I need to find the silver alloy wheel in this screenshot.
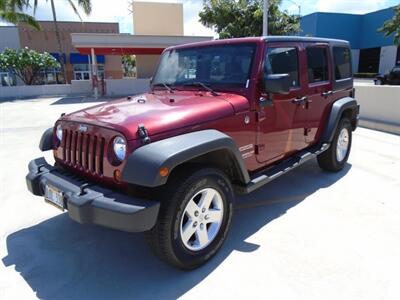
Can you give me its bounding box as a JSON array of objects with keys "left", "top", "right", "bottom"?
[
  {"left": 336, "top": 128, "right": 350, "bottom": 162},
  {"left": 180, "top": 188, "right": 224, "bottom": 251}
]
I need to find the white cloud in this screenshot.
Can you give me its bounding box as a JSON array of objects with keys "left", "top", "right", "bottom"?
[
  {"left": 25, "top": 0, "right": 132, "bottom": 32},
  {"left": 316, "top": 0, "right": 390, "bottom": 14},
  {"left": 182, "top": 0, "right": 216, "bottom": 37},
  {"left": 2, "top": 0, "right": 396, "bottom": 29},
  {"left": 285, "top": 4, "right": 301, "bottom": 15}
]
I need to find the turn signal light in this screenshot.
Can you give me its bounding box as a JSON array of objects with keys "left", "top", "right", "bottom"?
[
  {"left": 159, "top": 167, "right": 169, "bottom": 177},
  {"left": 114, "top": 169, "right": 122, "bottom": 182}
]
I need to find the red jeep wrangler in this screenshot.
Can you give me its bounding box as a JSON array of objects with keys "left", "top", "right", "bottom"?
[{"left": 27, "top": 37, "right": 359, "bottom": 269}]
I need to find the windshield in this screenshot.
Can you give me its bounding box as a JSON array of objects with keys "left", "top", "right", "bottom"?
[
  {"left": 152, "top": 43, "right": 256, "bottom": 89},
  {"left": 392, "top": 67, "right": 400, "bottom": 73}
]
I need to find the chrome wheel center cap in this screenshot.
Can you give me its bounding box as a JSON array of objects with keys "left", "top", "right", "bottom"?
[{"left": 199, "top": 214, "right": 204, "bottom": 222}]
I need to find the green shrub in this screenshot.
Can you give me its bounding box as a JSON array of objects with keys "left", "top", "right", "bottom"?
[
  {"left": 0, "top": 47, "right": 60, "bottom": 85},
  {"left": 353, "top": 72, "right": 378, "bottom": 78}
]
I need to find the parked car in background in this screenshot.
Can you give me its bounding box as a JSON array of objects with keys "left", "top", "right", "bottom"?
[{"left": 374, "top": 65, "right": 400, "bottom": 85}]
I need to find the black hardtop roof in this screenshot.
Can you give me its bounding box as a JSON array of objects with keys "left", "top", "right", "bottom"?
[
  {"left": 168, "top": 36, "right": 350, "bottom": 51},
  {"left": 264, "top": 36, "right": 350, "bottom": 45}
]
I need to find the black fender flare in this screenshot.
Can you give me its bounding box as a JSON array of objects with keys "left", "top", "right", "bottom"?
[
  {"left": 39, "top": 128, "right": 54, "bottom": 151},
  {"left": 121, "top": 129, "right": 250, "bottom": 187},
  {"left": 320, "top": 97, "right": 358, "bottom": 143}
]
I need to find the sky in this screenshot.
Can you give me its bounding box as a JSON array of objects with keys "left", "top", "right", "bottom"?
[{"left": 1, "top": 0, "right": 399, "bottom": 36}]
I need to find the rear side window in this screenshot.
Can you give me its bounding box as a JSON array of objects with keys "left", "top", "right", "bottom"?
[
  {"left": 333, "top": 47, "right": 352, "bottom": 80},
  {"left": 306, "top": 47, "right": 329, "bottom": 83},
  {"left": 265, "top": 47, "right": 299, "bottom": 87}
]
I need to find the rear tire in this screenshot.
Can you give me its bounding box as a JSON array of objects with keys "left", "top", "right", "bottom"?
[
  {"left": 145, "top": 167, "right": 234, "bottom": 270},
  {"left": 317, "top": 118, "right": 352, "bottom": 172}
]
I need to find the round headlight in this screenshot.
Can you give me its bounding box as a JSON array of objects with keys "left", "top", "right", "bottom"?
[
  {"left": 56, "top": 124, "right": 63, "bottom": 141},
  {"left": 113, "top": 136, "right": 126, "bottom": 161}
]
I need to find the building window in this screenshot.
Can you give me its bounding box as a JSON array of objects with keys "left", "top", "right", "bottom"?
[
  {"left": 73, "top": 64, "right": 90, "bottom": 80},
  {"left": 358, "top": 47, "right": 380, "bottom": 73},
  {"left": 0, "top": 71, "right": 16, "bottom": 86},
  {"left": 39, "top": 68, "right": 63, "bottom": 84},
  {"left": 265, "top": 47, "right": 299, "bottom": 87},
  {"left": 98, "top": 64, "right": 105, "bottom": 79},
  {"left": 306, "top": 47, "right": 329, "bottom": 83},
  {"left": 333, "top": 47, "right": 352, "bottom": 80},
  {"left": 73, "top": 64, "right": 104, "bottom": 80}
]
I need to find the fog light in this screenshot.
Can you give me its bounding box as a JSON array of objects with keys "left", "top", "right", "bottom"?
[
  {"left": 159, "top": 167, "right": 169, "bottom": 177},
  {"left": 114, "top": 169, "right": 122, "bottom": 182}
]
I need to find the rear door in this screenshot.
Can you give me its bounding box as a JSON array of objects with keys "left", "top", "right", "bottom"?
[
  {"left": 303, "top": 43, "right": 333, "bottom": 144},
  {"left": 256, "top": 43, "right": 308, "bottom": 164}
]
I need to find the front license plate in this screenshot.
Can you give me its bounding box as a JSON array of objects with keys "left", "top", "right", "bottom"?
[{"left": 45, "top": 184, "right": 65, "bottom": 210}]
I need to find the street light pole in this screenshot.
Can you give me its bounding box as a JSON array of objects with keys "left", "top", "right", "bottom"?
[{"left": 263, "top": 0, "right": 268, "bottom": 36}]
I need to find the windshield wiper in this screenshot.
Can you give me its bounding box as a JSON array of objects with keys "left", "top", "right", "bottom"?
[
  {"left": 153, "top": 82, "right": 174, "bottom": 93},
  {"left": 183, "top": 81, "right": 219, "bottom": 96}
]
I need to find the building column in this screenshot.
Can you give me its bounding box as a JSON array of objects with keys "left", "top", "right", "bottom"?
[
  {"left": 379, "top": 45, "right": 397, "bottom": 74},
  {"left": 351, "top": 49, "right": 360, "bottom": 73},
  {"left": 91, "top": 48, "right": 98, "bottom": 99}
]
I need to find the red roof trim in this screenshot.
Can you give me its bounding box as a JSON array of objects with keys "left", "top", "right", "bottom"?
[{"left": 76, "top": 47, "right": 165, "bottom": 55}]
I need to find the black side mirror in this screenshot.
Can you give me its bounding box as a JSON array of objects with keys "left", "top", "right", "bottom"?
[{"left": 263, "top": 74, "right": 291, "bottom": 94}]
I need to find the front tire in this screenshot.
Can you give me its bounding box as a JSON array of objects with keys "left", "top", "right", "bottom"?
[
  {"left": 145, "top": 168, "right": 234, "bottom": 270},
  {"left": 317, "top": 118, "right": 352, "bottom": 172}
]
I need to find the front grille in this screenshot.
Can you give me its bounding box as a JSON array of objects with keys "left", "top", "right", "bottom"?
[{"left": 62, "top": 129, "right": 105, "bottom": 175}]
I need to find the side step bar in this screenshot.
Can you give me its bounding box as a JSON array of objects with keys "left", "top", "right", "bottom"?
[{"left": 235, "top": 143, "right": 330, "bottom": 194}]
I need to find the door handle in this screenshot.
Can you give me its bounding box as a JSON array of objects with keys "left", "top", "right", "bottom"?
[
  {"left": 321, "top": 90, "right": 333, "bottom": 97},
  {"left": 292, "top": 96, "right": 308, "bottom": 104}
]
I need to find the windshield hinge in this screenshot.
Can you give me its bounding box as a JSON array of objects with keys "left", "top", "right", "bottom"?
[{"left": 256, "top": 111, "right": 266, "bottom": 122}]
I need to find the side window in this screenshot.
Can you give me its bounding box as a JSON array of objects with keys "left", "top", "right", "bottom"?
[
  {"left": 333, "top": 47, "right": 352, "bottom": 80},
  {"left": 265, "top": 47, "right": 299, "bottom": 87},
  {"left": 306, "top": 47, "right": 329, "bottom": 83}
]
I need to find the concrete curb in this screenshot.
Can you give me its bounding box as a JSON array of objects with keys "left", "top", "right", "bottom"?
[{"left": 359, "top": 118, "right": 400, "bottom": 135}]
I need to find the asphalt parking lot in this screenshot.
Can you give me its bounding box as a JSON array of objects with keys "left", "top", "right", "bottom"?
[{"left": 1, "top": 96, "right": 399, "bottom": 300}]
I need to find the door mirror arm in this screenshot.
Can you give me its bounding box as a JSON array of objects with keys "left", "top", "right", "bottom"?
[{"left": 259, "top": 95, "right": 273, "bottom": 108}]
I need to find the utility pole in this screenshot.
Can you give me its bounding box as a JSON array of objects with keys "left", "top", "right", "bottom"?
[{"left": 263, "top": 0, "right": 269, "bottom": 36}]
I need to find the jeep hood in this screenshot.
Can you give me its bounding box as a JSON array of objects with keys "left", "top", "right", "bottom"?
[{"left": 61, "top": 91, "right": 249, "bottom": 140}]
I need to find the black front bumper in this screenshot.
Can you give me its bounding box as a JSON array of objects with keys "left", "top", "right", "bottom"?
[{"left": 26, "top": 157, "right": 160, "bottom": 232}]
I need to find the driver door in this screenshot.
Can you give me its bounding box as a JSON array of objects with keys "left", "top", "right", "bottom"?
[{"left": 256, "top": 43, "right": 308, "bottom": 164}]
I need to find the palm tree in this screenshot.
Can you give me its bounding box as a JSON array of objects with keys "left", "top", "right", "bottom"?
[
  {"left": 31, "top": 0, "right": 92, "bottom": 83},
  {"left": 0, "top": 0, "right": 40, "bottom": 30}
]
